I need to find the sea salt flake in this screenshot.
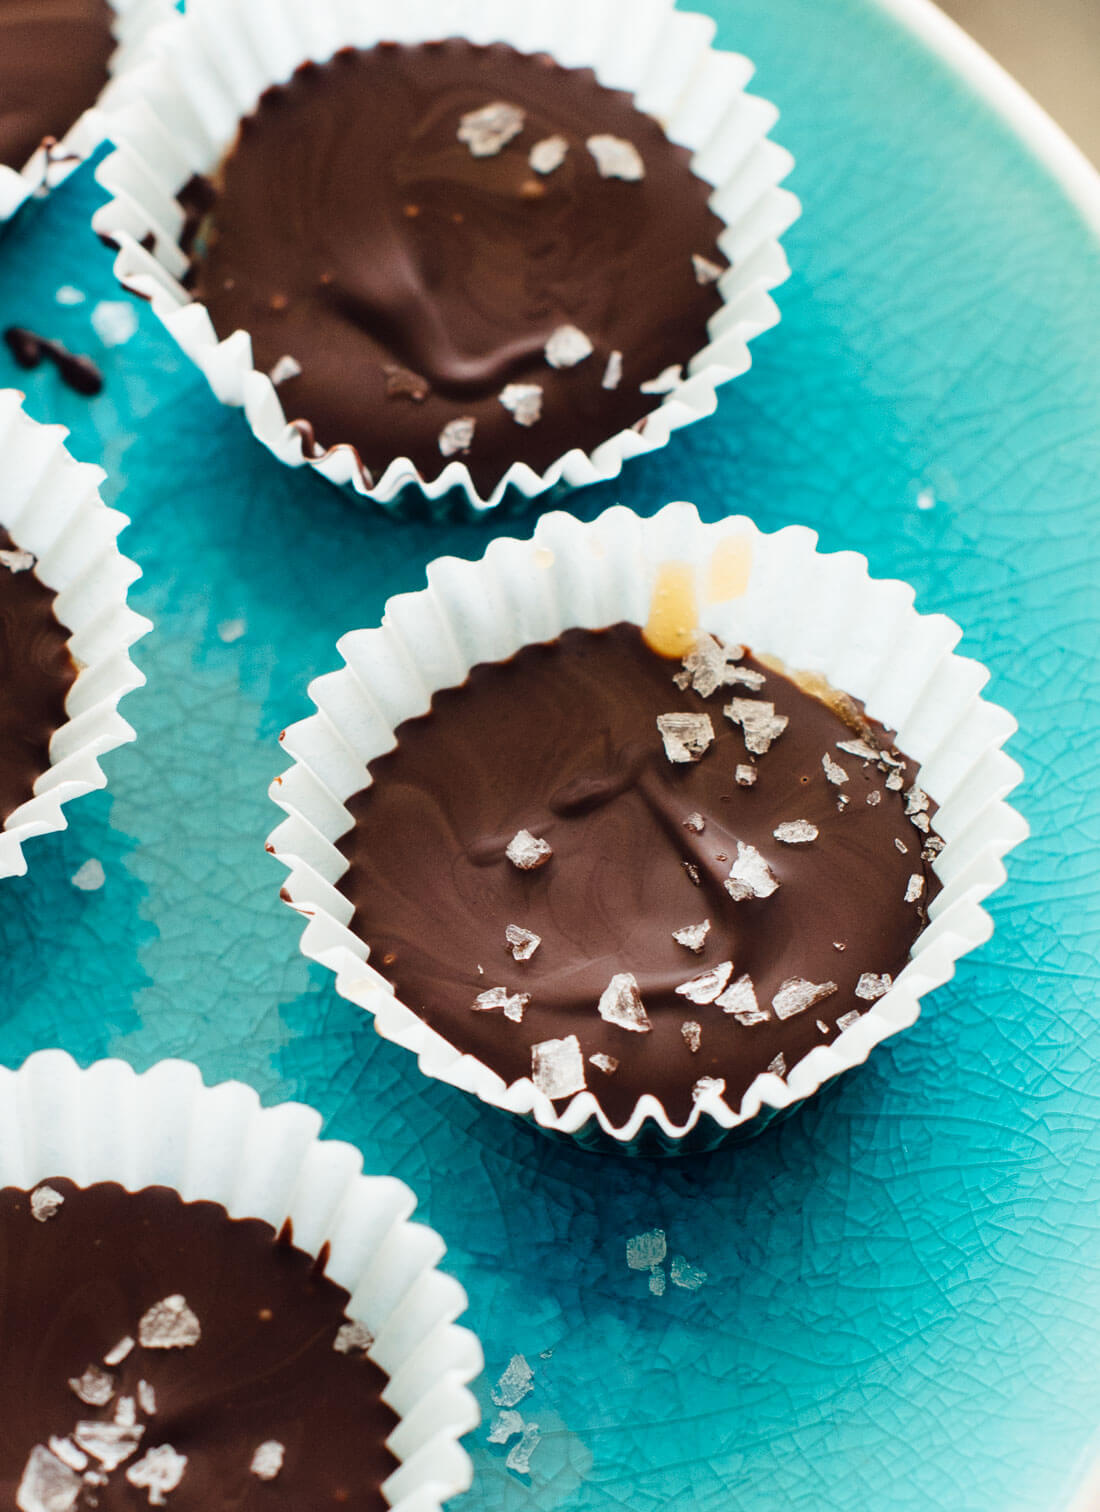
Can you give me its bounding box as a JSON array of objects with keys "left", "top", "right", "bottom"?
[
  {"left": 725, "top": 699, "right": 789, "bottom": 756},
  {"left": 138, "top": 1296, "right": 200, "bottom": 1351},
  {"left": 333, "top": 1320, "right": 373, "bottom": 1356},
  {"left": 774, "top": 820, "right": 818, "bottom": 844},
  {"left": 648, "top": 1268, "right": 666, "bottom": 1296},
  {"left": 91, "top": 300, "right": 138, "bottom": 348},
  {"left": 506, "top": 829, "right": 553, "bottom": 870},
  {"left": 47, "top": 1440, "right": 86, "bottom": 1474},
  {"left": 670, "top": 1255, "right": 708, "bottom": 1291},
  {"left": 589, "top": 1053, "right": 619, "bottom": 1075},
  {"left": 905, "top": 785, "right": 930, "bottom": 816},
  {"left": 894, "top": 838, "right": 909, "bottom": 854},
  {"left": 856, "top": 972, "right": 893, "bottom": 1001},
  {"left": 598, "top": 972, "right": 651, "bottom": 1032},
  {"left": 602, "top": 350, "right": 623, "bottom": 390},
  {"left": 55, "top": 285, "right": 86, "bottom": 306},
  {"left": 837, "top": 738, "right": 881, "bottom": 762},
  {"left": 640, "top": 364, "right": 682, "bottom": 395},
  {"left": 725, "top": 841, "right": 779, "bottom": 901},
  {"left": 836, "top": 1010, "right": 862, "bottom": 1032},
  {"left": 499, "top": 383, "right": 543, "bottom": 426},
  {"left": 491, "top": 1354, "right": 534, "bottom": 1408},
  {"left": 923, "top": 836, "right": 945, "bottom": 862},
  {"left": 735, "top": 764, "right": 757, "bottom": 787},
  {"left": 677, "top": 635, "right": 732, "bottom": 698},
  {"left": 905, "top": 873, "right": 925, "bottom": 903},
  {"left": 529, "top": 135, "right": 568, "bottom": 175},
  {"left": 268, "top": 354, "right": 301, "bottom": 386},
  {"left": 125, "top": 1444, "right": 187, "bottom": 1505},
  {"left": 692, "top": 254, "right": 723, "bottom": 285},
  {"left": 71, "top": 858, "right": 105, "bottom": 892},
  {"left": 459, "top": 101, "right": 525, "bottom": 157},
  {"left": 505, "top": 924, "right": 541, "bottom": 961},
  {"left": 31, "top": 1185, "right": 64, "bottom": 1222},
  {"left": 114, "top": 1397, "right": 137, "bottom": 1429},
  {"left": 137, "top": 1382, "right": 156, "bottom": 1416},
  {"left": 626, "top": 1228, "right": 667, "bottom": 1270},
  {"left": 544, "top": 324, "right": 593, "bottom": 369},
  {"left": 69, "top": 1366, "right": 115, "bottom": 1407},
  {"left": 727, "top": 665, "right": 767, "bottom": 691},
  {"left": 692, "top": 1076, "right": 726, "bottom": 1103},
  {"left": 817, "top": 1019, "right": 830, "bottom": 1034},
  {"left": 833, "top": 941, "right": 847, "bottom": 952},
  {"left": 103, "top": 1337, "right": 134, "bottom": 1367},
  {"left": 250, "top": 1441, "right": 284, "bottom": 1481},
  {"left": 767, "top": 1053, "right": 787, "bottom": 1078},
  {"left": 676, "top": 960, "right": 733, "bottom": 1005},
  {"left": 682, "top": 812, "right": 706, "bottom": 834},
  {"left": 683, "top": 861, "right": 702, "bottom": 886},
  {"left": 822, "top": 753, "right": 849, "bottom": 786},
  {"left": 772, "top": 978, "right": 838, "bottom": 1020},
  {"left": 532, "top": 1035, "right": 586, "bottom": 1098},
  {"left": 715, "top": 974, "right": 766, "bottom": 1024},
  {"left": 866, "top": 791, "right": 882, "bottom": 806},
  {"left": 885, "top": 769, "right": 905, "bottom": 791},
  {"left": 672, "top": 919, "right": 710, "bottom": 953},
  {"left": 656, "top": 712, "right": 714, "bottom": 763},
  {"left": 681, "top": 1021, "right": 702, "bottom": 1053},
  {"left": 16, "top": 1446, "right": 81, "bottom": 1512},
  {"left": 473, "top": 986, "right": 530, "bottom": 1022},
  {"left": 506, "top": 1422, "right": 541, "bottom": 1475},
  {"left": 439, "top": 417, "right": 476, "bottom": 457},
  {"left": 73, "top": 1421, "right": 144, "bottom": 1473},
  {"left": 217, "top": 618, "right": 246, "bottom": 644},
  {"left": 0, "top": 547, "right": 36, "bottom": 574},
  {"left": 488, "top": 1409, "right": 524, "bottom": 1445},
  {"left": 912, "top": 812, "right": 931, "bottom": 833},
  {"left": 836, "top": 795, "right": 850, "bottom": 811},
  {"left": 587, "top": 134, "right": 645, "bottom": 181}
]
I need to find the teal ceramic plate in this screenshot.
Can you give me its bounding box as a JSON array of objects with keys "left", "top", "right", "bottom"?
[{"left": 1, "top": 0, "right": 1098, "bottom": 1507}]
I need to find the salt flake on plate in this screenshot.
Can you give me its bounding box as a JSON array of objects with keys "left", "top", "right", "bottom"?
[
  {"left": 532, "top": 1035, "right": 586, "bottom": 1098},
  {"left": 670, "top": 1255, "right": 708, "bottom": 1291},
  {"left": 506, "top": 1422, "right": 541, "bottom": 1475},
  {"left": 597, "top": 972, "right": 651, "bottom": 1032},
  {"left": 772, "top": 978, "right": 837, "bottom": 1020},
  {"left": 491, "top": 1353, "right": 534, "bottom": 1408},
  {"left": 488, "top": 1409, "right": 524, "bottom": 1445},
  {"left": 458, "top": 101, "right": 525, "bottom": 157},
  {"left": 675, "top": 960, "right": 733, "bottom": 1005},
  {"left": 626, "top": 1228, "right": 667, "bottom": 1270}
]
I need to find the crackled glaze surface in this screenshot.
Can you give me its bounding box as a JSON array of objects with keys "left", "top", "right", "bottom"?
[{"left": 0, "top": 0, "right": 1098, "bottom": 1508}]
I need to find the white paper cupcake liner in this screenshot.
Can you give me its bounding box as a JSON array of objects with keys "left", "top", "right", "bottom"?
[
  {"left": 90, "top": 0, "right": 799, "bottom": 516},
  {"left": 267, "top": 502, "right": 1028, "bottom": 1156},
  {"left": 0, "top": 1049, "right": 482, "bottom": 1508},
  {"left": 0, "top": 0, "right": 178, "bottom": 226},
  {"left": 0, "top": 390, "right": 150, "bottom": 879}
]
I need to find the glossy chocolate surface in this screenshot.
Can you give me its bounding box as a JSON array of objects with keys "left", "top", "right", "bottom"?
[
  {"left": 338, "top": 625, "right": 943, "bottom": 1127},
  {"left": 0, "top": 526, "right": 74, "bottom": 823},
  {"left": 183, "top": 40, "right": 727, "bottom": 494},
  {"left": 0, "top": 0, "right": 114, "bottom": 172},
  {"left": 0, "top": 1178, "right": 398, "bottom": 1509}
]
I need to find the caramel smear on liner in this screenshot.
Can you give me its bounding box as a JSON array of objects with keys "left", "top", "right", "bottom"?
[
  {"left": 706, "top": 535, "right": 753, "bottom": 603},
  {"left": 644, "top": 562, "right": 698, "bottom": 659}
]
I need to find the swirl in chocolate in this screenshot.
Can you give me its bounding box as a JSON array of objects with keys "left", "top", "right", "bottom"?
[
  {"left": 182, "top": 40, "right": 728, "bottom": 493},
  {"left": 337, "top": 625, "right": 943, "bottom": 1127},
  {"left": 0, "top": 0, "right": 115, "bottom": 172}
]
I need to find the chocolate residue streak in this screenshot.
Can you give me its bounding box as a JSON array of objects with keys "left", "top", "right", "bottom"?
[
  {"left": 0, "top": 0, "right": 115, "bottom": 171},
  {"left": 0, "top": 526, "right": 75, "bottom": 822},
  {"left": 4, "top": 327, "right": 103, "bottom": 396},
  {"left": 182, "top": 40, "right": 727, "bottom": 493},
  {"left": 0, "top": 1179, "right": 398, "bottom": 1508},
  {"left": 337, "top": 625, "right": 943, "bottom": 1126}
]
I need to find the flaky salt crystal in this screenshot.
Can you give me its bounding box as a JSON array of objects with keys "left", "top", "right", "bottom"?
[
  {"left": 333, "top": 1320, "right": 373, "bottom": 1356},
  {"left": 727, "top": 665, "right": 767, "bottom": 691},
  {"left": 587, "top": 134, "right": 645, "bottom": 180},
  {"left": 125, "top": 1444, "right": 187, "bottom": 1505},
  {"left": 773, "top": 820, "right": 818, "bottom": 844},
  {"left": 488, "top": 1409, "right": 523, "bottom": 1445},
  {"left": 905, "top": 785, "right": 930, "bottom": 816},
  {"left": 670, "top": 1255, "right": 708, "bottom": 1291},
  {"left": 529, "top": 135, "right": 568, "bottom": 175},
  {"left": 855, "top": 972, "right": 893, "bottom": 1001},
  {"left": 640, "top": 364, "right": 682, "bottom": 395},
  {"left": 491, "top": 1354, "right": 534, "bottom": 1408},
  {"left": 458, "top": 101, "right": 525, "bottom": 157},
  {"left": 597, "top": 973, "right": 651, "bottom": 1033},
  {"left": 836, "top": 1010, "right": 862, "bottom": 1031},
  {"left": 692, "top": 254, "right": 723, "bottom": 285},
  {"left": 250, "top": 1442, "right": 284, "bottom": 1481},
  {"left": 715, "top": 974, "right": 766, "bottom": 1024},
  {"left": 923, "top": 836, "right": 945, "bottom": 862},
  {"left": 268, "top": 354, "right": 301, "bottom": 386},
  {"left": 472, "top": 986, "right": 530, "bottom": 1022},
  {"left": 505, "top": 924, "right": 541, "bottom": 961},
  {"left": 47, "top": 1441, "right": 86, "bottom": 1475},
  {"left": 767, "top": 1053, "right": 787, "bottom": 1077},
  {"left": 532, "top": 1035, "right": 586, "bottom": 1098},
  {"left": 16, "top": 1446, "right": 81, "bottom": 1512},
  {"left": 648, "top": 1268, "right": 666, "bottom": 1297},
  {"left": 114, "top": 1397, "right": 137, "bottom": 1429},
  {"left": 735, "top": 764, "right": 757, "bottom": 787},
  {"left": 31, "top": 1185, "right": 64, "bottom": 1222},
  {"left": 499, "top": 383, "right": 544, "bottom": 427},
  {"left": 895, "top": 838, "right": 909, "bottom": 854},
  {"left": 506, "top": 1422, "right": 541, "bottom": 1475},
  {"left": 772, "top": 978, "right": 837, "bottom": 1020},
  {"left": 725, "top": 841, "right": 779, "bottom": 901},
  {"left": 677, "top": 635, "right": 729, "bottom": 698},
  {"left": 656, "top": 712, "right": 714, "bottom": 763},
  {"left": 867, "top": 791, "right": 882, "bottom": 806},
  {"left": 439, "top": 417, "right": 476, "bottom": 457},
  {"left": 626, "top": 1229, "right": 667, "bottom": 1270},
  {"left": 505, "top": 829, "right": 553, "bottom": 870},
  {"left": 138, "top": 1296, "right": 200, "bottom": 1351},
  {"left": 837, "top": 738, "right": 881, "bottom": 762},
  {"left": 681, "top": 1021, "right": 702, "bottom": 1053},
  {"left": 137, "top": 1382, "right": 156, "bottom": 1417},
  {"left": 905, "top": 874, "right": 925, "bottom": 903},
  {"left": 672, "top": 919, "right": 710, "bottom": 953},
  {"left": 103, "top": 1337, "right": 134, "bottom": 1366},
  {"left": 0, "top": 548, "right": 37, "bottom": 574},
  {"left": 69, "top": 1366, "right": 114, "bottom": 1407},
  {"left": 73, "top": 1421, "right": 144, "bottom": 1473},
  {"left": 822, "top": 753, "right": 849, "bottom": 786},
  {"left": 544, "top": 325, "right": 593, "bottom": 369},
  {"left": 589, "top": 1053, "right": 619, "bottom": 1075},
  {"left": 602, "top": 349, "right": 624, "bottom": 390},
  {"left": 912, "top": 812, "right": 931, "bottom": 833},
  {"left": 683, "top": 861, "right": 702, "bottom": 886},
  {"left": 692, "top": 1076, "right": 726, "bottom": 1103},
  {"left": 725, "top": 699, "right": 789, "bottom": 756},
  {"left": 682, "top": 812, "right": 706, "bottom": 834},
  {"left": 675, "top": 961, "right": 733, "bottom": 1005},
  {"left": 885, "top": 769, "right": 905, "bottom": 791}
]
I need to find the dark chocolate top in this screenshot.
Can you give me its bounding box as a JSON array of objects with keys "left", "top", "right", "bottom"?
[
  {"left": 183, "top": 40, "right": 727, "bottom": 495},
  {"left": 0, "top": 0, "right": 115, "bottom": 172},
  {"left": 0, "top": 526, "right": 75, "bottom": 823},
  {"left": 0, "top": 1178, "right": 398, "bottom": 1509},
  {"left": 338, "top": 625, "right": 944, "bottom": 1128}
]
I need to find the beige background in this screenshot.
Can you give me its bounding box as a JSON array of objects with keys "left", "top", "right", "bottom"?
[{"left": 937, "top": 0, "right": 1100, "bottom": 161}]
